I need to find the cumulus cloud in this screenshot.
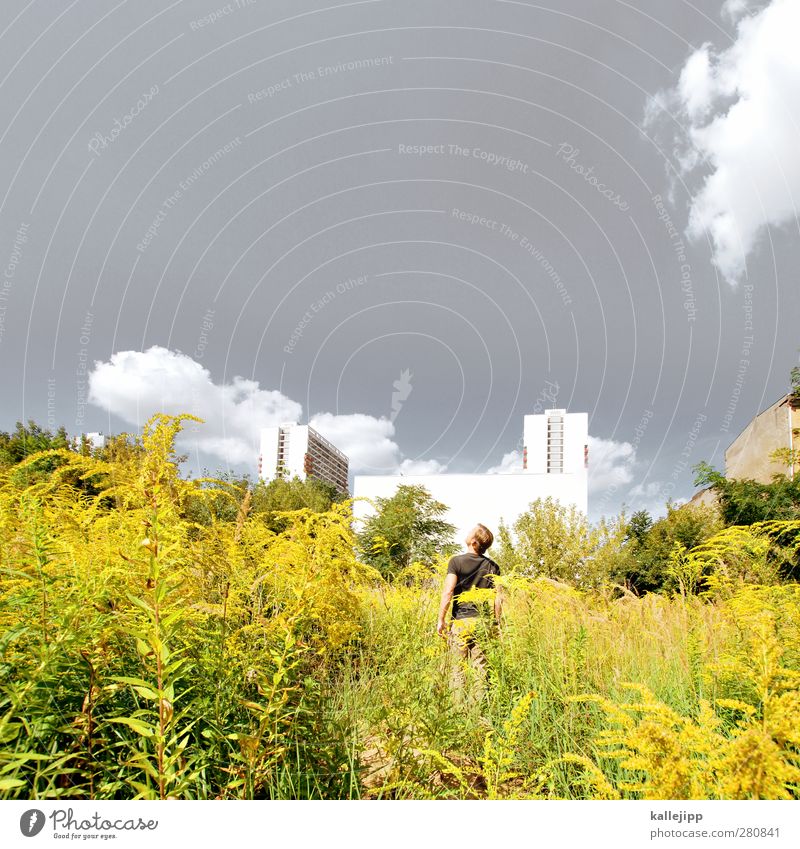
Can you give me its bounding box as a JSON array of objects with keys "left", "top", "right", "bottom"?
[
  {"left": 649, "top": 0, "right": 800, "bottom": 285},
  {"left": 308, "top": 412, "right": 400, "bottom": 473},
  {"left": 621, "top": 480, "right": 694, "bottom": 521},
  {"left": 88, "top": 348, "right": 642, "bottom": 497},
  {"left": 88, "top": 347, "right": 301, "bottom": 465},
  {"left": 625, "top": 480, "right": 668, "bottom": 516},
  {"left": 485, "top": 436, "right": 636, "bottom": 490},
  {"left": 587, "top": 435, "right": 636, "bottom": 494},
  {"left": 628, "top": 480, "right": 663, "bottom": 500},
  {"left": 722, "top": 0, "right": 764, "bottom": 22},
  {"left": 398, "top": 457, "right": 449, "bottom": 475},
  {"left": 89, "top": 347, "right": 410, "bottom": 473},
  {"left": 486, "top": 450, "right": 523, "bottom": 474},
  {"left": 678, "top": 46, "right": 716, "bottom": 123},
  {"left": 308, "top": 414, "right": 449, "bottom": 474}
]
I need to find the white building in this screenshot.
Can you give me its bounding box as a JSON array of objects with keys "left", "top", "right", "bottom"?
[
  {"left": 259, "top": 422, "right": 349, "bottom": 494},
  {"left": 83, "top": 432, "right": 106, "bottom": 450},
  {"left": 68, "top": 432, "right": 107, "bottom": 453},
  {"left": 353, "top": 409, "right": 588, "bottom": 546}
]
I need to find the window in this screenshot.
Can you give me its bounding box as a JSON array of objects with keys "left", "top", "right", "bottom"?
[{"left": 547, "top": 415, "right": 566, "bottom": 474}]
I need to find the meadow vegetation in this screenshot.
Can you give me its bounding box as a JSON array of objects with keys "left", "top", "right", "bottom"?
[{"left": 1, "top": 414, "right": 798, "bottom": 800}]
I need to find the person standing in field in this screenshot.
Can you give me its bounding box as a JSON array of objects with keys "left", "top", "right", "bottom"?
[{"left": 436, "top": 524, "right": 502, "bottom": 698}]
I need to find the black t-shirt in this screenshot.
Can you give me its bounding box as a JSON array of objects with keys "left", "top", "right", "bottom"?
[{"left": 447, "top": 552, "right": 500, "bottom": 619}]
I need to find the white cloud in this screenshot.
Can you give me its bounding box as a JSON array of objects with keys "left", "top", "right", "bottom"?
[
  {"left": 628, "top": 481, "right": 663, "bottom": 500},
  {"left": 650, "top": 0, "right": 800, "bottom": 285},
  {"left": 486, "top": 450, "right": 523, "bottom": 474},
  {"left": 89, "top": 347, "right": 410, "bottom": 473},
  {"left": 722, "top": 0, "right": 763, "bottom": 22},
  {"left": 309, "top": 414, "right": 449, "bottom": 474},
  {"left": 308, "top": 412, "right": 400, "bottom": 473},
  {"left": 625, "top": 480, "right": 669, "bottom": 517},
  {"left": 678, "top": 45, "right": 716, "bottom": 123},
  {"left": 88, "top": 347, "right": 301, "bottom": 465},
  {"left": 485, "top": 436, "right": 635, "bottom": 491},
  {"left": 621, "top": 480, "right": 693, "bottom": 521},
  {"left": 398, "top": 457, "right": 449, "bottom": 474},
  {"left": 87, "top": 349, "right": 642, "bottom": 498},
  {"left": 587, "top": 435, "right": 636, "bottom": 494}
]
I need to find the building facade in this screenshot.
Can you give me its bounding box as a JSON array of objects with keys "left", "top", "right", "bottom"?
[
  {"left": 259, "top": 422, "right": 349, "bottom": 493},
  {"left": 353, "top": 409, "right": 589, "bottom": 545},
  {"left": 84, "top": 432, "right": 106, "bottom": 450},
  {"left": 69, "top": 432, "right": 106, "bottom": 451},
  {"left": 689, "top": 392, "right": 798, "bottom": 509},
  {"left": 724, "top": 393, "right": 799, "bottom": 483},
  {"left": 521, "top": 409, "right": 588, "bottom": 475}
]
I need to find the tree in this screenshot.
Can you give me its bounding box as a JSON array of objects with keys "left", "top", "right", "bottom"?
[
  {"left": 616, "top": 499, "right": 724, "bottom": 594},
  {"left": 693, "top": 461, "right": 800, "bottom": 525},
  {"left": 789, "top": 361, "right": 800, "bottom": 408},
  {"left": 626, "top": 510, "right": 653, "bottom": 545},
  {"left": 251, "top": 475, "right": 345, "bottom": 533},
  {"left": 0, "top": 420, "right": 71, "bottom": 468},
  {"left": 765, "top": 359, "right": 800, "bottom": 473},
  {"left": 0, "top": 420, "right": 103, "bottom": 493},
  {"left": 770, "top": 358, "right": 800, "bottom": 474},
  {"left": 582, "top": 511, "right": 631, "bottom": 589},
  {"left": 770, "top": 445, "right": 800, "bottom": 476},
  {"left": 493, "top": 496, "right": 593, "bottom": 582},
  {"left": 180, "top": 473, "right": 344, "bottom": 530},
  {"left": 689, "top": 359, "right": 800, "bottom": 523},
  {"left": 356, "top": 484, "right": 457, "bottom": 579}
]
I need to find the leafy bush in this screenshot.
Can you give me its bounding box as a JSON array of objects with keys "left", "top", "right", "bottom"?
[{"left": 1, "top": 415, "right": 798, "bottom": 800}]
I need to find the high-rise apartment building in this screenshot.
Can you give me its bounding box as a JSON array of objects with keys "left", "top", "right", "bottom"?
[
  {"left": 353, "top": 408, "right": 589, "bottom": 544},
  {"left": 259, "top": 422, "right": 349, "bottom": 493},
  {"left": 521, "top": 409, "right": 589, "bottom": 475}
]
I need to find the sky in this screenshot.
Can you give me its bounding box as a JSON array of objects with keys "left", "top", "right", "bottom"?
[{"left": 0, "top": 0, "right": 798, "bottom": 524}]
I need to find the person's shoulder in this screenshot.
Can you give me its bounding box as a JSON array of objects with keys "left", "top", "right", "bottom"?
[
  {"left": 451, "top": 551, "right": 474, "bottom": 562},
  {"left": 447, "top": 553, "right": 468, "bottom": 572}
]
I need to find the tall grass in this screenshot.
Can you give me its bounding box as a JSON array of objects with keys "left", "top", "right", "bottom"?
[
  {"left": 0, "top": 415, "right": 798, "bottom": 799},
  {"left": 334, "top": 577, "right": 798, "bottom": 799}
]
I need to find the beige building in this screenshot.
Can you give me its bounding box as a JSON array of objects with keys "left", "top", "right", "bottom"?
[
  {"left": 725, "top": 393, "right": 798, "bottom": 483},
  {"left": 689, "top": 392, "right": 799, "bottom": 508}
]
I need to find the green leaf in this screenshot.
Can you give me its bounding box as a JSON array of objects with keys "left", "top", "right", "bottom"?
[
  {"left": 164, "top": 659, "right": 186, "bottom": 676},
  {"left": 112, "top": 675, "right": 157, "bottom": 690},
  {"left": 155, "top": 581, "right": 168, "bottom": 605},
  {"left": 128, "top": 779, "right": 157, "bottom": 800},
  {"left": 0, "top": 778, "right": 26, "bottom": 790},
  {"left": 0, "top": 568, "right": 34, "bottom": 581},
  {"left": 132, "top": 686, "right": 159, "bottom": 701},
  {"left": 126, "top": 593, "right": 154, "bottom": 615},
  {"left": 160, "top": 610, "right": 184, "bottom": 630},
  {"left": 108, "top": 717, "right": 155, "bottom": 738},
  {"left": 1, "top": 753, "right": 57, "bottom": 768},
  {"left": 122, "top": 755, "right": 160, "bottom": 781},
  {"left": 0, "top": 723, "right": 22, "bottom": 744}
]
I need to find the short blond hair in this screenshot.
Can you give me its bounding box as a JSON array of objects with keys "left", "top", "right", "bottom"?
[{"left": 469, "top": 524, "right": 494, "bottom": 554}]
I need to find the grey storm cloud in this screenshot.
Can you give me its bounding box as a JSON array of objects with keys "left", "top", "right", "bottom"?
[{"left": 1, "top": 0, "right": 798, "bottom": 523}]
